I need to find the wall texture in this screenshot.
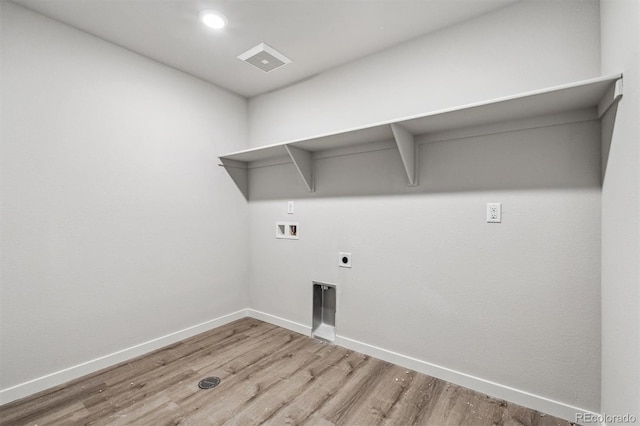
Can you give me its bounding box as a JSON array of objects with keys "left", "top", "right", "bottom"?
[
  {"left": 1, "top": 0, "right": 627, "bottom": 421},
  {"left": 248, "top": 120, "right": 602, "bottom": 414},
  {"left": 247, "top": 0, "right": 603, "bottom": 417},
  {"left": 600, "top": 0, "right": 640, "bottom": 421},
  {"left": 248, "top": 0, "right": 600, "bottom": 147},
  {"left": 0, "top": 3, "right": 249, "bottom": 401}
]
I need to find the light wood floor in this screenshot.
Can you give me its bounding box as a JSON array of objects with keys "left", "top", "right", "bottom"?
[{"left": 0, "top": 318, "right": 576, "bottom": 426}]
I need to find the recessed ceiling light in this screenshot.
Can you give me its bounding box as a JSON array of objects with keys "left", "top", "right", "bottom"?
[{"left": 199, "top": 10, "right": 227, "bottom": 30}]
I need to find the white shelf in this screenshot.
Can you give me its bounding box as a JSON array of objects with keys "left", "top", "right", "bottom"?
[{"left": 220, "top": 74, "right": 623, "bottom": 198}]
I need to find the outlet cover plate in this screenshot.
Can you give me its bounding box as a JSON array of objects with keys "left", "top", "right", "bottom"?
[
  {"left": 276, "top": 222, "right": 299, "bottom": 239},
  {"left": 487, "top": 203, "right": 502, "bottom": 223},
  {"left": 339, "top": 252, "right": 352, "bottom": 268}
]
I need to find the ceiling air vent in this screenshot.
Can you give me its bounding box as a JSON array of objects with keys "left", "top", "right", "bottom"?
[{"left": 237, "top": 43, "right": 292, "bottom": 73}]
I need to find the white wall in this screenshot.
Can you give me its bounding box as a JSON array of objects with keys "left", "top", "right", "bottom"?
[
  {"left": 600, "top": 0, "right": 640, "bottom": 421},
  {"left": 0, "top": 0, "right": 624, "bottom": 420},
  {"left": 247, "top": 0, "right": 603, "bottom": 417},
  {"left": 0, "top": 2, "right": 249, "bottom": 402},
  {"left": 248, "top": 0, "right": 600, "bottom": 147}
]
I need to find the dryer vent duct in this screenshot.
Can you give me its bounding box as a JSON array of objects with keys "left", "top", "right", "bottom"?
[{"left": 237, "top": 43, "right": 292, "bottom": 73}]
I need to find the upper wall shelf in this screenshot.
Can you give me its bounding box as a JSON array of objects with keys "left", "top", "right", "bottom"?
[{"left": 220, "top": 74, "right": 623, "bottom": 198}]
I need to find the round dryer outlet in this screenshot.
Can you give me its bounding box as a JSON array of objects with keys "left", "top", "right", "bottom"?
[{"left": 339, "top": 252, "right": 352, "bottom": 268}]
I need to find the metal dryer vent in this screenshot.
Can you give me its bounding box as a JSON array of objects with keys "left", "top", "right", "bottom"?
[{"left": 237, "top": 43, "right": 292, "bottom": 72}]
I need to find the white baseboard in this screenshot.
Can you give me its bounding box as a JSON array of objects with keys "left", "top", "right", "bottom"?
[
  {"left": 334, "top": 334, "right": 598, "bottom": 424},
  {"left": 0, "top": 307, "right": 601, "bottom": 425},
  {"left": 246, "top": 309, "right": 311, "bottom": 336},
  {"left": 0, "top": 309, "right": 247, "bottom": 406},
  {"left": 242, "top": 310, "right": 598, "bottom": 424}
]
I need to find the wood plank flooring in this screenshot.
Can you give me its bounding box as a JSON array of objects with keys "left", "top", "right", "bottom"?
[{"left": 0, "top": 318, "right": 576, "bottom": 425}]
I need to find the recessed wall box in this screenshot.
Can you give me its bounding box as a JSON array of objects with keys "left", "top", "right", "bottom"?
[
  {"left": 276, "top": 222, "right": 299, "bottom": 240},
  {"left": 312, "top": 282, "right": 336, "bottom": 342}
]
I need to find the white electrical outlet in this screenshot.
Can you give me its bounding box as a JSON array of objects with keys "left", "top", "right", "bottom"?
[
  {"left": 287, "top": 201, "right": 294, "bottom": 214},
  {"left": 487, "top": 203, "right": 502, "bottom": 223}
]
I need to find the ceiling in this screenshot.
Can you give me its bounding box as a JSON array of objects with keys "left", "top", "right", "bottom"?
[{"left": 14, "top": 0, "right": 518, "bottom": 98}]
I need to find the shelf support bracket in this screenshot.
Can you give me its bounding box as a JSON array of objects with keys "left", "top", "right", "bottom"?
[
  {"left": 285, "top": 145, "right": 315, "bottom": 192},
  {"left": 597, "top": 78, "right": 623, "bottom": 119},
  {"left": 599, "top": 78, "right": 623, "bottom": 180},
  {"left": 391, "top": 123, "right": 418, "bottom": 186},
  {"left": 219, "top": 158, "right": 249, "bottom": 199}
]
